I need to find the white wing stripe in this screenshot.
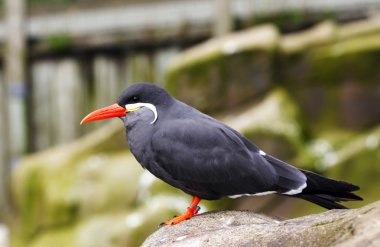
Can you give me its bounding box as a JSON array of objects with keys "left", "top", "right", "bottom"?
[
  {"left": 282, "top": 182, "right": 307, "bottom": 195},
  {"left": 228, "top": 191, "right": 276, "bottom": 198}
]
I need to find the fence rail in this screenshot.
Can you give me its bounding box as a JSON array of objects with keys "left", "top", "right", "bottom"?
[{"left": 0, "top": 0, "right": 379, "bottom": 44}]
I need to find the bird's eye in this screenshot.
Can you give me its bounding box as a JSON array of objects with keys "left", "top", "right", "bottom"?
[{"left": 131, "top": 96, "right": 139, "bottom": 103}]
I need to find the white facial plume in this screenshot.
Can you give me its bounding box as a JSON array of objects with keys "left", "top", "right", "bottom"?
[{"left": 125, "top": 103, "right": 158, "bottom": 124}]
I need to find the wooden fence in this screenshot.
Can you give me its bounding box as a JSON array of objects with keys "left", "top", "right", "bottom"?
[
  {"left": 28, "top": 47, "right": 179, "bottom": 152},
  {"left": 1, "top": 0, "right": 380, "bottom": 157}
]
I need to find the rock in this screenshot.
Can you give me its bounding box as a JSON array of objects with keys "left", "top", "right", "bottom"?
[
  {"left": 336, "top": 17, "right": 380, "bottom": 40},
  {"left": 292, "top": 125, "right": 380, "bottom": 210},
  {"left": 11, "top": 121, "right": 133, "bottom": 237},
  {"left": 142, "top": 200, "right": 380, "bottom": 247},
  {"left": 166, "top": 17, "right": 380, "bottom": 131},
  {"left": 165, "top": 25, "right": 279, "bottom": 112},
  {"left": 325, "top": 126, "right": 380, "bottom": 207},
  {"left": 280, "top": 21, "right": 336, "bottom": 54},
  {"left": 279, "top": 20, "right": 380, "bottom": 133}
]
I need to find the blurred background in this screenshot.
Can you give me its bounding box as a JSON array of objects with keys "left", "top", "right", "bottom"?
[{"left": 1, "top": 0, "right": 380, "bottom": 246}]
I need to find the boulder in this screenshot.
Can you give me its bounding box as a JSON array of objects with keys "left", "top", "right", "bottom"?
[
  {"left": 278, "top": 20, "right": 380, "bottom": 133},
  {"left": 223, "top": 88, "right": 304, "bottom": 161},
  {"left": 142, "top": 200, "right": 380, "bottom": 247},
  {"left": 294, "top": 125, "right": 380, "bottom": 209},
  {"left": 325, "top": 126, "right": 380, "bottom": 207},
  {"left": 165, "top": 25, "right": 279, "bottom": 113},
  {"left": 11, "top": 121, "right": 139, "bottom": 238}
]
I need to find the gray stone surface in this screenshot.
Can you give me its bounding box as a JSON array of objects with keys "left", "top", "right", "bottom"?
[
  {"left": 0, "top": 225, "right": 8, "bottom": 247},
  {"left": 142, "top": 201, "right": 380, "bottom": 247}
]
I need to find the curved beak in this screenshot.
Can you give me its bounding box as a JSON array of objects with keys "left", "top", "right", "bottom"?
[{"left": 80, "top": 104, "right": 126, "bottom": 124}]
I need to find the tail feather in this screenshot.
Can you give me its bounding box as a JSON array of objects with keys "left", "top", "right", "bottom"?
[
  {"left": 296, "top": 194, "right": 348, "bottom": 209},
  {"left": 296, "top": 170, "right": 362, "bottom": 209},
  {"left": 264, "top": 154, "right": 362, "bottom": 209}
]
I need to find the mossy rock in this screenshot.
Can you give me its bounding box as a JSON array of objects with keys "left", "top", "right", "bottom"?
[
  {"left": 223, "top": 88, "right": 304, "bottom": 162},
  {"left": 11, "top": 121, "right": 135, "bottom": 237},
  {"left": 19, "top": 194, "right": 233, "bottom": 247},
  {"left": 279, "top": 34, "right": 380, "bottom": 134},
  {"left": 289, "top": 126, "right": 380, "bottom": 217},
  {"left": 325, "top": 126, "right": 380, "bottom": 207},
  {"left": 165, "top": 25, "right": 279, "bottom": 113},
  {"left": 275, "top": 20, "right": 380, "bottom": 134},
  {"left": 279, "top": 21, "right": 337, "bottom": 55}
]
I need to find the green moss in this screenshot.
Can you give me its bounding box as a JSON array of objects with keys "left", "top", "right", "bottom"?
[
  {"left": 312, "top": 34, "right": 380, "bottom": 59},
  {"left": 165, "top": 25, "right": 279, "bottom": 112},
  {"left": 28, "top": 225, "right": 77, "bottom": 247},
  {"left": 29, "top": 0, "right": 76, "bottom": 6},
  {"left": 279, "top": 35, "right": 380, "bottom": 135},
  {"left": 166, "top": 50, "right": 274, "bottom": 113},
  {"left": 11, "top": 122, "right": 140, "bottom": 244},
  {"left": 293, "top": 127, "right": 380, "bottom": 215},
  {"left": 327, "top": 127, "right": 380, "bottom": 206},
  {"left": 251, "top": 11, "right": 337, "bottom": 33},
  {"left": 253, "top": 11, "right": 307, "bottom": 29},
  {"left": 308, "top": 34, "right": 380, "bottom": 85},
  {"left": 20, "top": 170, "right": 44, "bottom": 237},
  {"left": 44, "top": 33, "right": 72, "bottom": 52},
  {"left": 296, "top": 129, "right": 359, "bottom": 171},
  {"left": 15, "top": 159, "right": 78, "bottom": 238},
  {"left": 246, "top": 131, "right": 298, "bottom": 161},
  {"left": 165, "top": 53, "right": 223, "bottom": 104}
]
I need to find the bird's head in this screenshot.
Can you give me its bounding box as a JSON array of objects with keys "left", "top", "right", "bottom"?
[{"left": 80, "top": 83, "right": 173, "bottom": 125}]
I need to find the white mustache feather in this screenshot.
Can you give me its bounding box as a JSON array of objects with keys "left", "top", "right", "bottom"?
[{"left": 125, "top": 103, "right": 158, "bottom": 124}]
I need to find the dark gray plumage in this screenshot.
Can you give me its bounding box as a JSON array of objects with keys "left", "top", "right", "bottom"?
[{"left": 117, "top": 83, "right": 361, "bottom": 208}]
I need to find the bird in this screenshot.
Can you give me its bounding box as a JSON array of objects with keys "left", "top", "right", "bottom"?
[{"left": 81, "top": 83, "right": 362, "bottom": 226}]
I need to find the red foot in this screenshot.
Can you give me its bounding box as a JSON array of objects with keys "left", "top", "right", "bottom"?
[{"left": 160, "top": 196, "right": 201, "bottom": 226}]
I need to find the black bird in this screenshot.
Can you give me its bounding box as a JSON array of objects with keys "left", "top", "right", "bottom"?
[{"left": 81, "top": 83, "right": 362, "bottom": 225}]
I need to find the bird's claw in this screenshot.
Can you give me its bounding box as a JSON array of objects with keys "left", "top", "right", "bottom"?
[
  {"left": 159, "top": 222, "right": 169, "bottom": 227},
  {"left": 159, "top": 219, "right": 175, "bottom": 227}
]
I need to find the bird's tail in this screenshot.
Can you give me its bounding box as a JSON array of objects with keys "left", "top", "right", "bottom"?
[{"left": 295, "top": 169, "right": 362, "bottom": 209}]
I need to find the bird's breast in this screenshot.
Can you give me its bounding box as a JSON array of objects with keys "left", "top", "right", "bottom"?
[{"left": 124, "top": 108, "right": 156, "bottom": 166}]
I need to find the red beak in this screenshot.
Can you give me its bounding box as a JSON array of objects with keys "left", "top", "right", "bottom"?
[{"left": 80, "top": 104, "right": 126, "bottom": 124}]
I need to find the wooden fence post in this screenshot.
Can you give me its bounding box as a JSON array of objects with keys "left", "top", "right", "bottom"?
[
  {"left": 0, "top": 74, "right": 10, "bottom": 222},
  {"left": 214, "top": 0, "right": 233, "bottom": 37},
  {"left": 1, "top": 0, "right": 27, "bottom": 220}
]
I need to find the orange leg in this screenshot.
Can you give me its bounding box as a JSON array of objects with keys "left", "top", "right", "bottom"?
[{"left": 160, "top": 196, "right": 201, "bottom": 226}]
